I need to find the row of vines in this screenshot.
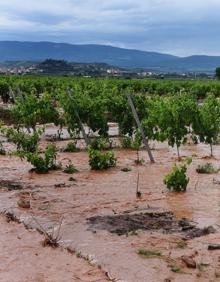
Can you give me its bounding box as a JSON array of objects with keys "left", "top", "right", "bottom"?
[
  {"left": 1, "top": 81, "right": 219, "bottom": 148},
  {"left": 1, "top": 76, "right": 220, "bottom": 102},
  {"left": 0, "top": 76, "right": 219, "bottom": 192}
]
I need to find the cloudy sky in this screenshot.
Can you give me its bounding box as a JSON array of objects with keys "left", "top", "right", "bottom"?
[{"left": 0, "top": 0, "right": 219, "bottom": 56}]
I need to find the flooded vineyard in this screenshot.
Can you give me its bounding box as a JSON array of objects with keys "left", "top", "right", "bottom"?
[{"left": 1, "top": 126, "right": 220, "bottom": 281}]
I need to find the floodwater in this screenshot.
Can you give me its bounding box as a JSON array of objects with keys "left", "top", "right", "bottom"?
[
  {"left": 0, "top": 216, "right": 109, "bottom": 282},
  {"left": 1, "top": 136, "right": 220, "bottom": 281}
]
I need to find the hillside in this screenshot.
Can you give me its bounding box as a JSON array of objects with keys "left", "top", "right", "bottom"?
[{"left": 0, "top": 41, "right": 219, "bottom": 72}]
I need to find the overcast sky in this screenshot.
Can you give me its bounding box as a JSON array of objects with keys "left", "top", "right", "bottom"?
[{"left": 0, "top": 0, "right": 219, "bottom": 56}]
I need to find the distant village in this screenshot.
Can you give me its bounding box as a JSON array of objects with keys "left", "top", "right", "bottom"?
[
  {"left": 0, "top": 65, "right": 38, "bottom": 75},
  {"left": 0, "top": 60, "right": 213, "bottom": 79}
]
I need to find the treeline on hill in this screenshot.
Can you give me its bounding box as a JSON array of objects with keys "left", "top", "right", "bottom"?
[
  {"left": 0, "top": 76, "right": 219, "bottom": 161},
  {"left": 37, "top": 59, "right": 121, "bottom": 76}
]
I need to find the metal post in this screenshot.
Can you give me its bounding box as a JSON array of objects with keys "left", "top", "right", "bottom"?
[{"left": 127, "top": 94, "right": 154, "bottom": 162}]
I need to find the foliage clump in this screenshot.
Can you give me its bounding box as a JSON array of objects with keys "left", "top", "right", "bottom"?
[
  {"left": 176, "top": 241, "right": 187, "bottom": 249},
  {"left": 25, "top": 144, "right": 58, "bottom": 173},
  {"left": 0, "top": 142, "right": 6, "bottom": 155},
  {"left": 120, "top": 136, "right": 132, "bottom": 148},
  {"left": 88, "top": 147, "right": 116, "bottom": 170},
  {"left": 131, "top": 132, "right": 144, "bottom": 164},
  {"left": 89, "top": 137, "right": 111, "bottom": 150},
  {"left": 63, "top": 142, "right": 79, "bottom": 152},
  {"left": 63, "top": 160, "right": 78, "bottom": 174},
  {"left": 164, "top": 157, "right": 192, "bottom": 192},
  {"left": 196, "top": 163, "right": 217, "bottom": 174},
  {"left": 121, "top": 167, "right": 131, "bottom": 172},
  {"left": 141, "top": 93, "right": 198, "bottom": 160},
  {"left": 137, "top": 249, "right": 162, "bottom": 259},
  {"left": 193, "top": 93, "right": 220, "bottom": 156},
  {"left": 2, "top": 127, "right": 42, "bottom": 153}
]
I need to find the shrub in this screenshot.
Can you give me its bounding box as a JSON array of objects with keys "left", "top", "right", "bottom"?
[
  {"left": 193, "top": 93, "right": 220, "bottom": 156},
  {"left": 1, "top": 126, "right": 58, "bottom": 173},
  {"left": 131, "top": 132, "right": 144, "bottom": 165},
  {"left": 63, "top": 142, "right": 79, "bottom": 152},
  {"left": 0, "top": 142, "right": 6, "bottom": 155},
  {"left": 88, "top": 147, "right": 116, "bottom": 170},
  {"left": 134, "top": 158, "right": 144, "bottom": 165},
  {"left": 0, "top": 107, "right": 14, "bottom": 125},
  {"left": 89, "top": 137, "right": 111, "bottom": 150},
  {"left": 2, "top": 127, "right": 42, "bottom": 153},
  {"left": 121, "top": 167, "right": 131, "bottom": 172},
  {"left": 196, "top": 163, "right": 217, "bottom": 174},
  {"left": 44, "top": 144, "right": 57, "bottom": 169},
  {"left": 176, "top": 241, "right": 188, "bottom": 249},
  {"left": 120, "top": 136, "right": 132, "bottom": 148},
  {"left": 164, "top": 157, "right": 192, "bottom": 192},
  {"left": 26, "top": 144, "right": 57, "bottom": 173},
  {"left": 63, "top": 160, "right": 78, "bottom": 174}
]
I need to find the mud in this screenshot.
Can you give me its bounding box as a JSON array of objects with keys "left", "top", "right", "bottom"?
[
  {"left": 0, "top": 215, "right": 110, "bottom": 282},
  {"left": 0, "top": 179, "right": 24, "bottom": 191},
  {"left": 87, "top": 211, "right": 200, "bottom": 236},
  {"left": 2, "top": 134, "right": 220, "bottom": 281}
]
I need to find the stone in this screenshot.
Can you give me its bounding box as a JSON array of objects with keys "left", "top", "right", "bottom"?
[{"left": 182, "top": 255, "right": 196, "bottom": 268}]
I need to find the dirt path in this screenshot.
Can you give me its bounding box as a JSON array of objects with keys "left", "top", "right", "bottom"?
[{"left": 0, "top": 216, "right": 110, "bottom": 282}]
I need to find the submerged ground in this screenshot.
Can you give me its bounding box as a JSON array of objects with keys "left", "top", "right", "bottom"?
[{"left": 1, "top": 128, "right": 220, "bottom": 281}]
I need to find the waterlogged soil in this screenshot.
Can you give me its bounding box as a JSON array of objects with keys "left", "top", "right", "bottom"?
[
  {"left": 87, "top": 211, "right": 217, "bottom": 238},
  {"left": 2, "top": 138, "right": 220, "bottom": 281},
  {"left": 0, "top": 216, "right": 109, "bottom": 282}
]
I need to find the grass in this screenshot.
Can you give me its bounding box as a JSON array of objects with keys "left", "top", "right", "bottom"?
[
  {"left": 63, "top": 161, "right": 78, "bottom": 174},
  {"left": 176, "top": 241, "right": 188, "bottom": 249},
  {"left": 31, "top": 216, "right": 63, "bottom": 249},
  {"left": 128, "top": 229, "right": 139, "bottom": 236},
  {"left": 197, "top": 263, "right": 210, "bottom": 272},
  {"left": 0, "top": 142, "right": 6, "bottom": 155},
  {"left": 170, "top": 265, "right": 181, "bottom": 273},
  {"left": 137, "top": 248, "right": 162, "bottom": 258},
  {"left": 135, "top": 158, "right": 144, "bottom": 165},
  {"left": 76, "top": 251, "right": 82, "bottom": 258},
  {"left": 121, "top": 167, "right": 131, "bottom": 172},
  {"left": 196, "top": 163, "right": 218, "bottom": 174},
  {"left": 63, "top": 142, "right": 79, "bottom": 153}
]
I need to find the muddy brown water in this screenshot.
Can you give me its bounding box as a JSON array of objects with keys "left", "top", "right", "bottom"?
[
  {"left": 0, "top": 216, "right": 109, "bottom": 282},
  {"left": 1, "top": 139, "right": 220, "bottom": 281}
]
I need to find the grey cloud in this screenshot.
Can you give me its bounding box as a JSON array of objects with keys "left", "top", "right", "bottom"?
[{"left": 0, "top": 0, "right": 220, "bottom": 56}]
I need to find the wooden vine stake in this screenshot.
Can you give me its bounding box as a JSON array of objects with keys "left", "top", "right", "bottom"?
[
  {"left": 9, "top": 86, "right": 16, "bottom": 102},
  {"left": 66, "top": 89, "right": 90, "bottom": 146},
  {"left": 16, "top": 86, "right": 24, "bottom": 102},
  {"left": 127, "top": 93, "right": 154, "bottom": 163},
  {"left": 15, "top": 86, "right": 31, "bottom": 133}
]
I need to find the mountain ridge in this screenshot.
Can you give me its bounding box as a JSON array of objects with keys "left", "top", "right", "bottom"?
[{"left": 0, "top": 41, "right": 219, "bottom": 72}]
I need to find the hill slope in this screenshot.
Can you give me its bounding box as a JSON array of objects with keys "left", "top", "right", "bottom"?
[{"left": 0, "top": 41, "right": 219, "bottom": 72}]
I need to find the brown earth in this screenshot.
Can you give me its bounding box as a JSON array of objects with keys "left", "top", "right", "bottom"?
[
  {"left": 0, "top": 216, "right": 109, "bottom": 282},
  {"left": 1, "top": 136, "right": 220, "bottom": 281}
]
